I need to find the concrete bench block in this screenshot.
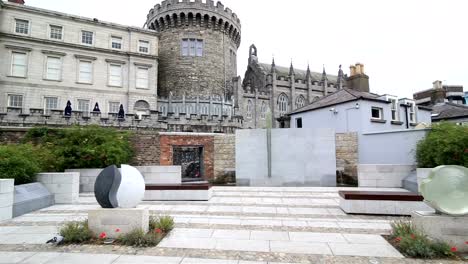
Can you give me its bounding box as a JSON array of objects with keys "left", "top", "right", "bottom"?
[
  {"left": 13, "top": 183, "right": 54, "bottom": 217},
  {"left": 88, "top": 208, "right": 149, "bottom": 238},
  {"left": 339, "top": 197, "right": 433, "bottom": 216}
]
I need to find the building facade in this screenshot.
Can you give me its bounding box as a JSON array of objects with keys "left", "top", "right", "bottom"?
[
  {"left": 0, "top": 0, "right": 159, "bottom": 117},
  {"left": 0, "top": 0, "right": 243, "bottom": 132},
  {"left": 239, "top": 45, "right": 347, "bottom": 129}
]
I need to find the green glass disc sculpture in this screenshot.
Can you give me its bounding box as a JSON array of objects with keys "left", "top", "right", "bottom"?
[{"left": 420, "top": 165, "right": 468, "bottom": 216}]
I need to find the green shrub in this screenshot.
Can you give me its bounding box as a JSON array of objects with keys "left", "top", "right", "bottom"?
[
  {"left": 60, "top": 220, "right": 94, "bottom": 243},
  {"left": 24, "top": 125, "right": 134, "bottom": 171},
  {"left": 117, "top": 229, "right": 162, "bottom": 247},
  {"left": 390, "top": 219, "right": 456, "bottom": 259},
  {"left": 416, "top": 122, "right": 468, "bottom": 168},
  {"left": 0, "top": 144, "right": 45, "bottom": 185},
  {"left": 149, "top": 215, "right": 174, "bottom": 233}
]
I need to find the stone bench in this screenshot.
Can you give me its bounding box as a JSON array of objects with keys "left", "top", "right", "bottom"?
[
  {"left": 338, "top": 191, "right": 433, "bottom": 215},
  {"left": 144, "top": 183, "right": 212, "bottom": 201}
]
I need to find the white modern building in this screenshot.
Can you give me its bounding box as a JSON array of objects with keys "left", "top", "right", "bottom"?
[{"left": 0, "top": 0, "right": 159, "bottom": 117}]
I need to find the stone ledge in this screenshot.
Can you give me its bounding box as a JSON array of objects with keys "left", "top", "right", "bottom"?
[{"left": 88, "top": 208, "right": 149, "bottom": 239}]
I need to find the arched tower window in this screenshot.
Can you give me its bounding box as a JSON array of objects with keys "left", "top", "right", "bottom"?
[
  {"left": 134, "top": 100, "right": 150, "bottom": 119},
  {"left": 260, "top": 101, "right": 267, "bottom": 119},
  {"left": 278, "top": 94, "right": 289, "bottom": 116},
  {"left": 295, "top": 95, "right": 306, "bottom": 109},
  {"left": 246, "top": 100, "right": 253, "bottom": 119}
]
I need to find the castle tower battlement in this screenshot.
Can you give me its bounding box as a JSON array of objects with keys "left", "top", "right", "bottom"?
[
  {"left": 147, "top": 0, "right": 241, "bottom": 46},
  {"left": 145, "top": 0, "right": 242, "bottom": 101}
]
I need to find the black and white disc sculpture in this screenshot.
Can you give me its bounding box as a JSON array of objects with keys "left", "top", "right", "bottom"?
[{"left": 94, "top": 165, "right": 145, "bottom": 208}]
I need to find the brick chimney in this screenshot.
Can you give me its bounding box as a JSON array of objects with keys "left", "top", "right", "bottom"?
[
  {"left": 8, "top": 0, "right": 25, "bottom": 4},
  {"left": 431, "top": 80, "right": 446, "bottom": 104},
  {"left": 346, "top": 63, "right": 370, "bottom": 93}
]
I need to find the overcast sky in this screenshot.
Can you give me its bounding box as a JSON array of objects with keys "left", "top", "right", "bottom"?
[{"left": 27, "top": 0, "right": 467, "bottom": 98}]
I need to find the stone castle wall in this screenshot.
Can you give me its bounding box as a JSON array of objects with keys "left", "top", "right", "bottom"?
[
  {"left": 214, "top": 134, "right": 235, "bottom": 178},
  {"left": 335, "top": 133, "right": 358, "bottom": 181}
]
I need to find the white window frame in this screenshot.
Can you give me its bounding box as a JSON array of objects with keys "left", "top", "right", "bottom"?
[
  {"left": 81, "top": 30, "right": 94, "bottom": 46},
  {"left": 138, "top": 40, "right": 150, "bottom": 54},
  {"left": 181, "top": 39, "right": 204, "bottom": 57},
  {"left": 108, "top": 63, "right": 123, "bottom": 87},
  {"left": 77, "top": 60, "right": 93, "bottom": 84},
  {"left": 14, "top": 18, "right": 30, "bottom": 35},
  {"left": 111, "top": 36, "right": 123, "bottom": 50},
  {"left": 390, "top": 98, "right": 399, "bottom": 121},
  {"left": 371, "top": 107, "right": 383, "bottom": 120},
  {"left": 260, "top": 101, "right": 267, "bottom": 119},
  {"left": 409, "top": 103, "right": 417, "bottom": 123},
  {"left": 49, "top": 24, "right": 63, "bottom": 41},
  {"left": 44, "top": 97, "right": 58, "bottom": 114},
  {"left": 108, "top": 101, "right": 120, "bottom": 114},
  {"left": 10, "top": 51, "right": 28, "bottom": 78},
  {"left": 77, "top": 99, "right": 91, "bottom": 115},
  {"left": 45, "top": 56, "right": 62, "bottom": 81},
  {"left": 136, "top": 67, "right": 149, "bottom": 89},
  {"left": 8, "top": 94, "right": 23, "bottom": 108}
]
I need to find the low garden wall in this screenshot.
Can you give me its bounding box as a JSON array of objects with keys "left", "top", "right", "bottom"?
[
  {"left": 36, "top": 173, "right": 80, "bottom": 204},
  {"left": 0, "top": 179, "right": 14, "bottom": 221},
  {"left": 357, "top": 164, "right": 416, "bottom": 188}
]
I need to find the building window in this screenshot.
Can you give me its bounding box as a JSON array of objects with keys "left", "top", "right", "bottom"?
[
  {"left": 371, "top": 107, "right": 383, "bottom": 120},
  {"left": 15, "top": 19, "right": 29, "bottom": 34},
  {"left": 49, "top": 25, "right": 63, "bottom": 40},
  {"left": 246, "top": 100, "right": 253, "bottom": 119},
  {"left": 111, "top": 36, "right": 122, "bottom": 49},
  {"left": 45, "top": 56, "right": 62, "bottom": 81},
  {"left": 78, "top": 60, "right": 93, "bottom": 84},
  {"left": 8, "top": 94, "right": 23, "bottom": 108},
  {"left": 409, "top": 103, "right": 416, "bottom": 123},
  {"left": 296, "top": 117, "right": 303, "bottom": 128},
  {"left": 390, "top": 99, "right": 398, "bottom": 121},
  {"left": 108, "top": 64, "right": 122, "bottom": 87},
  {"left": 260, "top": 101, "right": 267, "bottom": 119},
  {"left": 136, "top": 67, "right": 149, "bottom": 89},
  {"left": 78, "top": 99, "right": 90, "bottom": 113},
  {"left": 81, "top": 31, "right": 93, "bottom": 45},
  {"left": 11, "top": 52, "right": 27, "bottom": 77},
  {"left": 109, "top": 102, "right": 120, "bottom": 113},
  {"left": 181, "top": 39, "right": 203, "bottom": 57},
  {"left": 138, "top": 40, "right": 149, "bottom": 53},
  {"left": 44, "top": 97, "right": 58, "bottom": 112},
  {"left": 278, "top": 94, "right": 289, "bottom": 116},
  {"left": 295, "top": 95, "right": 306, "bottom": 109}
]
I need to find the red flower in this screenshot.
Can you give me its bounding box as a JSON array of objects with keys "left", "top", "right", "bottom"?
[
  {"left": 115, "top": 228, "right": 121, "bottom": 233},
  {"left": 155, "top": 228, "right": 162, "bottom": 234},
  {"left": 450, "top": 247, "right": 457, "bottom": 252},
  {"left": 99, "top": 232, "right": 107, "bottom": 239},
  {"left": 465, "top": 241, "right": 468, "bottom": 245},
  {"left": 395, "top": 237, "right": 402, "bottom": 242},
  {"left": 410, "top": 234, "right": 416, "bottom": 240}
]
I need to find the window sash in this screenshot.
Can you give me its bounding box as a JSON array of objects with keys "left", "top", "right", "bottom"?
[
  {"left": 139, "top": 41, "right": 149, "bottom": 53},
  {"left": 15, "top": 19, "right": 29, "bottom": 34},
  {"left": 8, "top": 95, "right": 23, "bottom": 108},
  {"left": 78, "top": 61, "right": 93, "bottom": 83},
  {"left": 196, "top": 40, "right": 203, "bottom": 57},
  {"left": 109, "top": 102, "right": 120, "bottom": 113},
  {"left": 46, "top": 57, "right": 61, "bottom": 80},
  {"left": 50, "top": 25, "right": 63, "bottom": 40},
  {"left": 111, "top": 37, "right": 122, "bottom": 49},
  {"left": 11, "top": 52, "right": 27, "bottom": 77},
  {"left": 78, "top": 100, "right": 90, "bottom": 112},
  {"left": 182, "top": 40, "right": 189, "bottom": 56},
  {"left": 44, "top": 97, "right": 58, "bottom": 110},
  {"left": 136, "top": 67, "right": 149, "bottom": 88},
  {"left": 189, "top": 39, "right": 196, "bottom": 56},
  {"left": 108, "top": 64, "right": 122, "bottom": 86},
  {"left": 371, "top": 107, "right": 382, "bottom": 119},
  {"left": 81, "top": 31, "right": 93, "bottom": 45}
]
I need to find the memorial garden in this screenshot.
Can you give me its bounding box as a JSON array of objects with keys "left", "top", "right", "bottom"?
[{"left": 0, "top": 124, "right": 467, "bottom": 263}]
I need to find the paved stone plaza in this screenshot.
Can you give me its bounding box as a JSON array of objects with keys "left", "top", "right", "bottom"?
[{"left": 0, "top": 187, "right": 461, "bottom": 263}]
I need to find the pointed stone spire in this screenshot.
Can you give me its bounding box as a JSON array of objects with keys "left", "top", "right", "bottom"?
[
  {"left": 306, "top": 64, "right": 311, "bottom": 80},
  {"left": 337, "top": 64, "right": 344, "bottom": 90},
  {"left": 321, "top": 65, "right": 328, "bottom": 81},
  {"left": 271, "top": 57, "right": 276, "bottom": 73},
  {"left": 289, "top": 61, "right": 295, "bottom": 76}
]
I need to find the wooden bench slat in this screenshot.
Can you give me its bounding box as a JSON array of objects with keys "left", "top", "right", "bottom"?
[{"left": 338, "top": 191, "right": 423, "bottom": 201}]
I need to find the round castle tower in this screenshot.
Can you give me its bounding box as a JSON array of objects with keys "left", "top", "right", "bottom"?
[{"left": 146, "top": 0, "right": 241, "bottom": 99}]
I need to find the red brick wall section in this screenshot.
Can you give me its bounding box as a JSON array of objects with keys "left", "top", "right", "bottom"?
[{"left": 159, "top": 135, "right": 215, "bottom": 180}]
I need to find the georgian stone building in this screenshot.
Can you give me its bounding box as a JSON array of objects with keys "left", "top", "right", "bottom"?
[
  {"left": 240, "top": 45, "right": 347, "bottom": 128},
  {"left": 0, "top": 0, "right": 159, "bottom": 118}
]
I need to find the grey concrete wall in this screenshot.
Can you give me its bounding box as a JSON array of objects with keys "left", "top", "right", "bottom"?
[
  {"left": 236, "top": 128, "right": 337, "bottom": 187},
  {"left": 357, "top": 164, "right": 416, "bottom": 188},
  {"left": 359, "top": 129, "right": 429, "bottom": 165},
  {"left": 36, "top": 172, "right": 80, "bottom": 204},
  {"left": 0, "top": 179, "right": 14, "bottom": 221}
]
